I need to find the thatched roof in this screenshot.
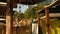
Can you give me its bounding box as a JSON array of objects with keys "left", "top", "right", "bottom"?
[
  {"left": 38, "top": 0, "right": 60, "bottom": 14},
  {"left": 44, "top": 0, "right": 58, "bottom": 8},
  {"left": 0, "top": 0, "right": 46, "bottom": 5}
]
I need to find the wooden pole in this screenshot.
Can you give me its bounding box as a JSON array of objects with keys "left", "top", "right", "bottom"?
[
  {"left": 16, "top": 26, "right": 18, "bottom": 34},
  {"left": 2, "top": 28, "right": 4, "bottom": 34},
  {"left": 45, "top": 7, "right": 50, "bottom": 34},
  {"left": 13, "top": 0, "right": 17, "bottom": 8},
  {"left": 6, "top": 0, "right": 13, "bottom": 34},
  {"left": 37, "top": 14, "right": 43, "bottom": 34}
]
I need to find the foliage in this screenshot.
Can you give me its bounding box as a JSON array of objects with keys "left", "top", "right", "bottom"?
[
  {"left": 24, "top": 4, "right": 45, "bottom": 19},
  {"left": 24, "top": 7, "right": 37, "bottom": 19},
  {"left": 13, "top": 11, "right": 25, "bottom": 21}
]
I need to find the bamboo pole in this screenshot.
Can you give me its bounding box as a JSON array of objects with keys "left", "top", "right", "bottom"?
[
  {"left": 45, "top": 7, "right": 50, "bottom": 34},
  {"left": 6, "top": 0, "right": 13, "bottom": 34}
]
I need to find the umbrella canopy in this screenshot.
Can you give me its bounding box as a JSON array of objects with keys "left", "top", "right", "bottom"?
[{"left": 0, "top": 0, "right": 46, "bottom": 5}]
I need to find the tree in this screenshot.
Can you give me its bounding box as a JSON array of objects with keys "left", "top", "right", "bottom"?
[
  {"left": 24, "top": 0, "right": 51, "bottom": 19},
  {"left": 13, "top": 11, "right": 25, "bottom": 25},
  {"left": 24, "top": 7, "right": 37, "bottom": 19}
]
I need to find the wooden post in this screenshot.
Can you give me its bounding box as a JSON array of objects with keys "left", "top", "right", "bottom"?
[
  {"left": 37, "top": 14, "right": 43, "bottom": 34},
  {"left": 13, "top": 0, "right": 17, "bottom": 8},
  {"left": 45, "top": 7, "right": 50, "bottom": 34},
  {"left": 6, "top": 0, "right": 13, "bottom": 34},
  {"left": 16, "top": 26, "right": 18, "bottom": 34},
  {"left": 2, "top": 28, "right": 4, "bottom": 34}
]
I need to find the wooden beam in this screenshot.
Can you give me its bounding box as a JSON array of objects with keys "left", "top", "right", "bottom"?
[
  {"left": 45, "top": 7, "right": 50, "bottom": 34},
  {"left": 6, "top": 0, "right": 13, "bottom": 34}
]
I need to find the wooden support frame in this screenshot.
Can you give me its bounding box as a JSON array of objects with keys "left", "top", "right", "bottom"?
[
  {"left": 6, "top": 0, "right": 13, "bottom": 34},
  {"left": 45, "top": 7, "right": 50, "bottom": 34}
]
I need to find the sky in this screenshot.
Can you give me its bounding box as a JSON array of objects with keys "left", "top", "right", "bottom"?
[
  {"left": 13, "top": 4, "right": 28, "bottom": 13},
  {"left": 21, "top": 4, "right": 28, "bottom": 13}
]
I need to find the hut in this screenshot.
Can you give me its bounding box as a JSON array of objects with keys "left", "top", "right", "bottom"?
[{"left": 38, "top": 0, "right": 60, "bottom": 34}]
